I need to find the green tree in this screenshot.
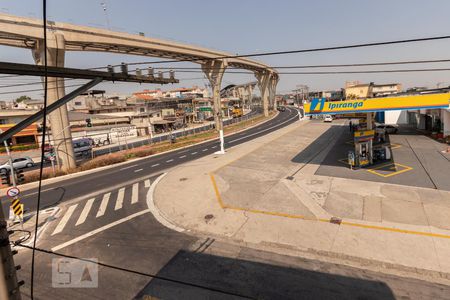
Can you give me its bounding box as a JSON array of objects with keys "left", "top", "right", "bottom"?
[{"left": 15, "top": 95, "right": 31, "bottom": 103}]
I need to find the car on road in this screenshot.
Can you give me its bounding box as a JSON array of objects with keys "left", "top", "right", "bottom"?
[
  {"left": 0, "top": 156, "right": 35, "bottom": 173},
  {"left": 376, "top": 123, "right": 399, "bottom": 134},
  {"left": 277, "top": 106, "right": 286, "bottom": 112},
  {"left": 324, "top": 115, "right": 333, "bottom": 122}
]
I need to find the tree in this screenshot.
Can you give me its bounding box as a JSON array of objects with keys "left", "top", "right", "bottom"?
[{"left": 15, "top": 95, "right": 31, "bottom": 103}]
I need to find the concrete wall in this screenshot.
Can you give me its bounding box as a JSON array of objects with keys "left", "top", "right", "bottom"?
[{"left": 384, "top": 110, "right": 408, "bottom": 124}]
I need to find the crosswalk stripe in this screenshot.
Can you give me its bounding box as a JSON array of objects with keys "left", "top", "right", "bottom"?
[
  {"left": 115, "top": 188, "right": 125, "bottom": 210},
  {"left": 144, "top": 179, "right": 151, "bottom": 188},
  {"left": 52, "top": 204, "right": 78, "bottom": 235},
  {"left": 75, "top": 198, "right": 95, "bottom": 226},
  {"left": 96, "top": 193, "right": 110, "bottom": 218},
  {"left": 131, "top": 183, "right": 139, "bottom": 204}
]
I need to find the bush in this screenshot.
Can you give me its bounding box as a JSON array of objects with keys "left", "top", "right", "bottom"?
[
  {"left": 0, "top": 144, "right": 39, "bottom": 153},
  {"left": 24, "top": 168, "right": 68, "bottom": 183},
  {"left": 123, "top": 146, "right": 155, "bottom": 158},
  {"left": 79, "top": 153, "right": 126, "bottom": 171}
]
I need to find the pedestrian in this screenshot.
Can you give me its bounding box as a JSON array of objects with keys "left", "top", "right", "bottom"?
[{"left": 349, "top": 120, "right": 353, "bottom": 132}]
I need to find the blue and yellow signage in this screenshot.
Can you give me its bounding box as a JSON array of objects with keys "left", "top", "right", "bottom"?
[{"left": 305, "top": 93, "right": 450, "bottom": 115}]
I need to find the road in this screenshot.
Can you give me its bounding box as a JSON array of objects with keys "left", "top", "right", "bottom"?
[{"left": 8, "top": 107, "right": 450, "bottom": 299}]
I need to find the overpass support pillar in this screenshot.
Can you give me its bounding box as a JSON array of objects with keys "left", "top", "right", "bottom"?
[
  {"left": 32, "top": 33, "right": 76, "bottom": 171},
  {"left": 268, "top": 75, "right": 280, "bottom": 110},
  {"left": 202, "top": 59, "right": 227, "bottom": 154},
  {"left": 255, "top": 71, "right": 271, "bottom": 117}
]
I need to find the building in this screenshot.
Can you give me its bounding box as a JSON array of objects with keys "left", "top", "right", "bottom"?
[
  {"left": 345, "top": 82, "right": 402, "bottom": 99},
  {"left": 68, "top": 90, "right": 132, "bottom": 114},
  {"left": 0, "top": 123, "right": 39, "bottom": 145}
]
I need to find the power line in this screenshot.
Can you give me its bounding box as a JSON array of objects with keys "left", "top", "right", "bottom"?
[
  {"left": 144, "top": 58, "right": 450, "bottom": 70},
  {"left": 107, "top": 34, "right": 450, "bottom": 67},
  {"left": 18, "top": 244, "right": 255, "bottom": 299},
  {"left": 0, "top": 82, "right": 87, "bottom": 95}
]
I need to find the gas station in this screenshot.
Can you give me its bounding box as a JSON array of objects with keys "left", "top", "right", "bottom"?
[{"left": 304, "top": 93, "right": 450, "bottom": 169}]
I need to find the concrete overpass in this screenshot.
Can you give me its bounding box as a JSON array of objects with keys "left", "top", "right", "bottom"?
[
  {"left": 221, "top": 82, "right": 257, "bottom": 109},
  {"left": 0, "top": 13, "right": 279, "bottom": 170}
]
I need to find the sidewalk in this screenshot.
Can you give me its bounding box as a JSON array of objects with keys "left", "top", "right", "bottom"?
[{"left": 153, "top": 119, "right": 450, "bottom": 283}]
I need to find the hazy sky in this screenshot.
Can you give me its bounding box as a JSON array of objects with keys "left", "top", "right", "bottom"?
[{"left": 2, "top": 0, "right": 450, "bottom": 99}]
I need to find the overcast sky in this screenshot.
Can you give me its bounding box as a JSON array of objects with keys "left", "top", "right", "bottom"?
[{"left": 2, "top": 0, "right": 450, "bottom": 99}]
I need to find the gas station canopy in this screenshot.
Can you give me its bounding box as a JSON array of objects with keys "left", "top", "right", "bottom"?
[{"left": 304, "top": 93, "right": 450, "bottom": 115}]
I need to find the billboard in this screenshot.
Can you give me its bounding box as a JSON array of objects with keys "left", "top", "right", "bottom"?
[{"left": 304, "top": 93, "right": 450, "bottom": 115}]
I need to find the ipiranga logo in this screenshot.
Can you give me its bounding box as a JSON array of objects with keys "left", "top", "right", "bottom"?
[{"left": 329, "top": 101, "right": 364, "bottom": 110}]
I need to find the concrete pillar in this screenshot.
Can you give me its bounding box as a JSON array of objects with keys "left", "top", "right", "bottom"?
[
  {"left": 32, "top": 33, "right": 76, "bottom": 171},
  {"left": 255, "top": 71, "right": 270, "bottom": 117},
  {"left": 202, "top": 59, "right": 227, "bottom": 154},
  {"left": 268, "top": 75, "right": 279, "bottom": 110}
]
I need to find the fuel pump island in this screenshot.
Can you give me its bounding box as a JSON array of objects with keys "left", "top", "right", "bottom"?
[{"left": 304, "top": 93, "right": 450, "bottom": 169}]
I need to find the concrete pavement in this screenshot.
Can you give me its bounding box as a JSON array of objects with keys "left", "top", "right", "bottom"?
[{"left": 153, "top": 118, "right": 450, "bottom": 284}]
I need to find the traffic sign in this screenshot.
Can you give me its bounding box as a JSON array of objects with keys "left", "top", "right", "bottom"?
[
  {"left": 11, "top": 198, "right": 23, "bottom": 217},
  {"left": 6, "top": 187, "right": 20, "bottom": 198},
  {"left": 49, "top": 156, "right": 55, "bottom": 161}
]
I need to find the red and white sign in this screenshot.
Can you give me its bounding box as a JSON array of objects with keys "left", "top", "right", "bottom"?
[{"left": 6, "top": 187, "right": 20, "bottom": 198}]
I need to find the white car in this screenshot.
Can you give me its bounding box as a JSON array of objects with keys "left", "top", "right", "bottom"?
[
  {"left": 324, "top": 115, "right": 333, "bottom": 122},
  {"left": 0, "top": 157, "right": 35, "bottom": 173}
]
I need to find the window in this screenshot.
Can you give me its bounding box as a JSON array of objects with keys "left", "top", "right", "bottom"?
[
  {"left": 140, "top": 107, "right": 145, "bottom": 112},
  {"left": 74, "top": 101, "right": 82, "bottom": 106}
]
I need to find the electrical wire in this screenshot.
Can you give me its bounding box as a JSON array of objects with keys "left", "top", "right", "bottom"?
[
  {"left": 136, "top": 58, "right": 450, "bottom": 70},
  {"left": 18, "top": 244, "right": 255, "bottom": 299},
  {"left": 30, "top": 0, "right": 48, "bottom": 298},
  {"left": 105, "top": 34, "right": 450, "bottom": 67},
  {"left": 0, "top": 82, "right": 87, "bottom": 95}
]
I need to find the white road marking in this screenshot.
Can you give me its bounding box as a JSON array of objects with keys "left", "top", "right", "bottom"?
[
  {"left": 146, "top": 173, "right": 185, "bottom": 233},
  {"left": 191, "top": 152, "right": 198, "bottom": 155},
  {"left": 119, "top": 164, "right": 138, "bottom": 171},
  {"left": 51, "top": 209, "right": 151, "bottom": 252},
  {"left": 211, "top": 146, "right": 217, "bottom": 148},
  {"left": 166, "top": 159, "right": 174, "bottom": 163},
  {"left": 131, "top": 183, "right": 139, "bottom": 204},
  {"left": 151, "top": 163, "right": 160, "bottom": 167},
  {"left": 179, "top": 155, "right": 186, "bottom": 158},
  {"left": 115, "top": 188, "right": 125, "bottom": 210},
  {"left": 202, "top": 148, "right": 208, "bottom": 152},
  {"left": 144, "top": 179, "right": 151, "bottom": 188},
  {"left": 75, "top": 198, "right": 95, "bottom": 226},
  {"left": 52, "top": 204, "right": 78, "bottom": 235},
  {"left": 96, "top": 193, "right": 110, "bottom": 217},
  {"left": 134, "top": 168, "right": 143, "bottom": 173}
]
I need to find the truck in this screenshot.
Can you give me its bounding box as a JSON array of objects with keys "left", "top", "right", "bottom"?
[{"left": 232, "top": 107, "right": 243, "bottom": 118}]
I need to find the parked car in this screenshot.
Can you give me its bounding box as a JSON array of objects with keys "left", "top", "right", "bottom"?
[
  {"left": 323, "top": 115, "right": 333, "bottom": 122},
  {"left": 277, "top": 106, "right": 286, "bottom": 112},
  {"left": 0, "top": 157, "right": 35, "bottom": 173},
  {"left": 73, "top": 138, "right": 93, "bottom": 157},
  {"left": 376, "top": 123, "right": 399, "bottom": 134}
]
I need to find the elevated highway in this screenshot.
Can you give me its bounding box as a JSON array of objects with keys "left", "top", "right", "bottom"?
[{"left": 0, "top": 13, "right": 279, "bottom": 169}]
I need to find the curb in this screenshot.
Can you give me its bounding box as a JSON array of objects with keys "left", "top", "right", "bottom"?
[
  {"left": 1, "top": 110, "right": 280, "bottom": 194},
  {"left": 146, "top": 173, "right": 186, "bottom": 233}
]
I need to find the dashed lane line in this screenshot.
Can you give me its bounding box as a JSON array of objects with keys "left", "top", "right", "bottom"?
[
  {"left": 151, "top": 163, "right": 160, "bottom": 167},
  {"left": 75, "top": 198, "right": 95, "bottom": 226},
  {"left": 166, "top": 159, "right": 174, "bottom": 163},
  {"left": 52, "top": 204, "right": 78, "bottom": 235},
  {"left": 191, "top": 152, "right": 198, "bottom": 155},
  {"left": 179, "top": 155, "right": 186, "bottom": 158},
  {"left": 96, "top": 193, "right": 110, "bottom": 217},
  {"left": 134, "top": 168, "right": 143, "bottom": 173},
  {"left": 119, "top": 164, "right": 138, "bottom": 171},
  {"left": 202, "top": 149, "right": 208, "bottom": 152}
]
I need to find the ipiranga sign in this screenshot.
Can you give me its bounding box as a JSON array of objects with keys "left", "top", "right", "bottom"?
[{"left": 304, "top": 93, "right": 450, "bottom": 115}]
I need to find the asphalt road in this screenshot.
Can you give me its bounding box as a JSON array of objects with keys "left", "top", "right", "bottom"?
[
  {"left": 1, "top": 107, "right": 298, "bottom": 213},
  {"left": 10, "top": 107, "right": 450, "bottom": 299}
]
